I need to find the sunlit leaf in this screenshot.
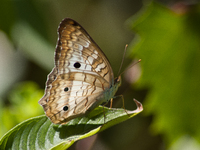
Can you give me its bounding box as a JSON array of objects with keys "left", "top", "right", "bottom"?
[{"left": 0, "top": 100, "right": 142, "bottom": 150}]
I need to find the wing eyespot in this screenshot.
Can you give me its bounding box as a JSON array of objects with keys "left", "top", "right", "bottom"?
[
  {"left": 63, "top": 105, "right": 69, "bottom": 111},
  {"left": 74, "top": 62, "right": 81, "bottom": 68},
  {"left": 64, "top": 87, "right": 69, "bottom": 92}
]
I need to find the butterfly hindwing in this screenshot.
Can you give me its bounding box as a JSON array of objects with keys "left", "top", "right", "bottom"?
[{"left": 45, "top": 73, "right": 107, "bottom": 124}]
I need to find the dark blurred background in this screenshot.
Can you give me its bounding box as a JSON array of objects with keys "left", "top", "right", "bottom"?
[{"left": 1, "top": 0, "right": 200, "bottom": 150}]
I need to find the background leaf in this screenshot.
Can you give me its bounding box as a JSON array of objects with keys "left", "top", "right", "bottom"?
[
  {"left": 128, "top": 1, "right": 200, "bottom": 146},
  {"left": 0, "top": 82, "right": 43, "bottom": 137}
]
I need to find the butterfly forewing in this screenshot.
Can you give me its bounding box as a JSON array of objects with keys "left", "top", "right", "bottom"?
[
  {"left": 56, "top": 19, "right": 113, "bottom": 80},
  {"left": 39, "top": 18, "right": 116, "bottom": 124}
]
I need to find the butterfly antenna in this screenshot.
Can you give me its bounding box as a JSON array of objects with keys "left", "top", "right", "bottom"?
[
  {"left": 119, "top": 59, "right": 141, "bottom": 77},
  {"left": 117, "top": 44, "right": 128, "bottom": 76}
]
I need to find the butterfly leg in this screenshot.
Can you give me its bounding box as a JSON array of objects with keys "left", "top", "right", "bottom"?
[
  {"left": 110, "top": 98, "right": 113, "bottom": 108},
  {"left": 113, "top": 95, "right": 130, "bottom": 117},
  {"left": 101, "top": 98, "right": 114, "bottom": 124},
  {"left": 103, "top": 106, "right": 106, "bottom": 124},
  {"left": 102, "top": 101, "right": 110, "bottom": 124}
]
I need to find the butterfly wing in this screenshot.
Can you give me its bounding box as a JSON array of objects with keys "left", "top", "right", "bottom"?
[{"left": 39, "top": 18, "right": 114, "bottom": 124}]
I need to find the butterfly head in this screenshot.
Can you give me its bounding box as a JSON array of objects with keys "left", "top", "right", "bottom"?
[{"left": 114, "top": 76, "right": 122, "bottom": 89}]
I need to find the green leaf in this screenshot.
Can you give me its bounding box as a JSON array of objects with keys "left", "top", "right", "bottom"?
[
  {"left": 128, "top": 2, "right": 200, "bottom": 144},
  {"left": 0, "top": 82, "right": 44, "bottom": 138},
  {"left": 0, "top": 100, "right": 142, "bottom": 150}
]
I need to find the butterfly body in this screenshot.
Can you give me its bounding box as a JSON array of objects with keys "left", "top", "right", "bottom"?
[{"left": 39, "top": 18, "right": 121, "bottom": 124}]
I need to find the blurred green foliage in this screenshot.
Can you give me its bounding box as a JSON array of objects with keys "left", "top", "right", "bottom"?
[
  {"left": 129, "top": 2, "right": 200, "bottom": 148},
  {"left": 0, "top": 82, "right": 43, "bottom": 137}
]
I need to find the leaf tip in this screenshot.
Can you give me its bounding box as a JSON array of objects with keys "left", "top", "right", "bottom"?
[
  {"left": 127, "top": 99, "right": 143, "bottom": 115},
  {"left": 133, "top": 99, "right": 143, "bottom": 112}
]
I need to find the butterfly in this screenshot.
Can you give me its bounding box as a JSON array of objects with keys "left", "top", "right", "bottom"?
[{"left": 39, "top": 18, "right": 122, "bottom": 124}]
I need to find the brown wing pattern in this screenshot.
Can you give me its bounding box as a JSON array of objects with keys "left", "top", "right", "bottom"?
[{"left": 39, "top": 18, "right": 114, "bottom": 124}]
